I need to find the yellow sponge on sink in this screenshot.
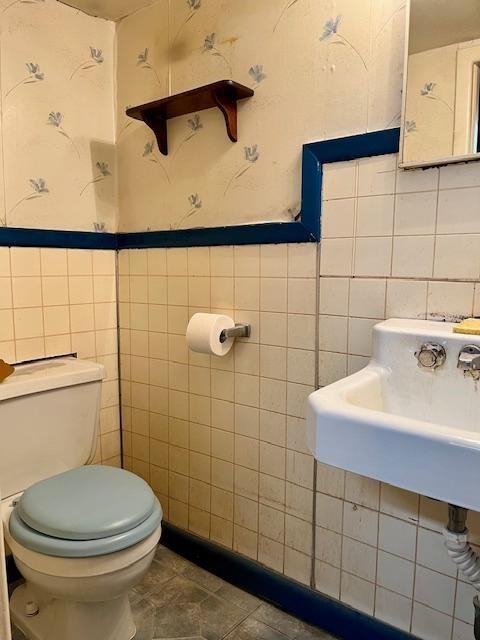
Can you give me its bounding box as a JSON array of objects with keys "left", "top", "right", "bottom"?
[{"left": 453, "top": 318, "right": 480, "bottom": 335}]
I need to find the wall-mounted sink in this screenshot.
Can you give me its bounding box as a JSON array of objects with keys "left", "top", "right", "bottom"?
[{"left": 307, "top": 319, "right": 480, "bottom": 510}]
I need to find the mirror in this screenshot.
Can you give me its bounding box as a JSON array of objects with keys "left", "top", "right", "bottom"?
[{"left": 401, "top": 0, "right": 480, "bottom": 168}]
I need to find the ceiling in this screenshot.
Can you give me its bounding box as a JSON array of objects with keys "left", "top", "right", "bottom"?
[
  {"left": 410, "top": 0, "right": 480, "bottom": 54},
  {"left": 58, "top": 0, "right": 158, "bottom": 20}
]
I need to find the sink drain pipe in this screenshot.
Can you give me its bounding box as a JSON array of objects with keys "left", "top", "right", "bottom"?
[{"left": 444, "top": 505, "right": 480, "bottom": 638}]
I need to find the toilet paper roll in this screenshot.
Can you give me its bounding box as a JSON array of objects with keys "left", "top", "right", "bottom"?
[{"left": 186, "top": 313, "right": 236, "bottom": 356}]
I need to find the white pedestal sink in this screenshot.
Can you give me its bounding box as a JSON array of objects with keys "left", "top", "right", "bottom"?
[{"left": 307, "top": 319, "right": 480, "bottom": 511}]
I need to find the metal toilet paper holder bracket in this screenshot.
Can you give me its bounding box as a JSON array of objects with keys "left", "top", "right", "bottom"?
[{"left": 220, "top": 323, "right": 251, "bottom": 343}]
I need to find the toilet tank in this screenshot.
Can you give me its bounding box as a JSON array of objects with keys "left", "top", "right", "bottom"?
[{"left": 0, "top": 357, "right": 105, "bottom": 499}]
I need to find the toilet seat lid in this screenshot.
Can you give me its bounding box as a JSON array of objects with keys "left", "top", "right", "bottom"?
[{"left": 16, "top": 466, "right": 156, "bottom": 540}]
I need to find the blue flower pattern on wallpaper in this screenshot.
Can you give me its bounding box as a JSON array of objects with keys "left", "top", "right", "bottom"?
[
  {"left": 70, "top": 47, "right": 104, "bottom": 81},
  {"left": 320, "top": 15, "right": 368, "bottom": 71},
  {"left": 47, "top": 111, "right": 80, "bottom": 158},
  {"left": 10, "top": 178, "right": 49, "bottom": 215},
  {"left": 248, "top": 65, "right": 266, "bottom": 88},
  {"left": 420, "top": 81, "right": 453, "bottom": 112},
  {"left": 173, "top": 114, "right": 203, "bottom": 158},
  {"left": 405, "top": 120, "right": 417, "bottom": 134},
  {"left": 137, "top": 48, "right": 163, "bottom": 87},
  {"left": 202, "top": 33, "right": 234, "bottom": 76},
  {"left": 80, "top": 162, "right": 111, "bottom": 196},
  {"left": 224, "top": 145, "right": 260, "bottom": 195},
  {"left": 174, "top": 193, "right": 203, "bottom": 229},
  {"left": 5, "top": 62, "right": 44, "bottom": 98},
  {"left": 172, "top": 0, "right": 202, "bottom": 49},
  {"left": 143, "top": 139, "right": 170, "bottom": 183}
]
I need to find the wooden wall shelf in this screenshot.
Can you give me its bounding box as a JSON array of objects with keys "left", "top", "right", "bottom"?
[{"left": 126, "top": 80, "right": 254, "bottom": 156}]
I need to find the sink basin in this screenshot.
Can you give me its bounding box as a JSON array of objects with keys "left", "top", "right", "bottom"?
[{"left": 307, "top": 319, "right": 480, "bottom": 511}]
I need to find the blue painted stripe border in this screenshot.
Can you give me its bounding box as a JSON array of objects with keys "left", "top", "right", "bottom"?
[
  {"left": 162, "top": 522, "right": 418, "bottom": 640},
  {"left": 0, "top": 128, "right": 400, "bottom": 250},
  {"left": 0, "top": 226, "right": 117, "bottom": 250}
]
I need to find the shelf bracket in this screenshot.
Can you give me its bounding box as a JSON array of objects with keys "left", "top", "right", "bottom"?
[
  {"left": 144, "top": 112, "right": 168, "bottom": 156},
  {"left": 212, "top": 87, "right": 238, "bottom": 143}
]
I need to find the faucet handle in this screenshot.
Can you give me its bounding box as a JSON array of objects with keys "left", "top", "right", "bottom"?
[
  {"left": 415, "top": 343, "right": 447, "bottom": 369},
  {"left": 457, "top": 344, "right": 480, "bottom": 372}
]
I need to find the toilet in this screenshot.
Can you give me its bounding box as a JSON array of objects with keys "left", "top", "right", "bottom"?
[{"left": 0, "top": 356, "right": 162, "bottom": 640}]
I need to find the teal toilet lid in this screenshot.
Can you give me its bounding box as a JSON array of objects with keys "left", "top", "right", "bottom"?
[
  {"left": 16, "top": 466, "right": 156, "bottom": 541},
  {"left": 10, "top": 498, "right": 162, "bottom": 557}
]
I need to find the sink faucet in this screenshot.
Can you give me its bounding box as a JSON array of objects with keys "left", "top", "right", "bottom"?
[
  {"left": 457, "top": 345, "right": 480, "bottom": 376},
  {"left": 414, "top": 343, "right": 446, "bottom": 369}
]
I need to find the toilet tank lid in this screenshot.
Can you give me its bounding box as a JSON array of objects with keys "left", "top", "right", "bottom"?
[{"left": 0, "top": 357, "right": 105, "bottom": 401}]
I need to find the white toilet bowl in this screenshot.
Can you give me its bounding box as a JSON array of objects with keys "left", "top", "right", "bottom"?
[
  {"left": 5, "top": 505, "right": 160, "bottom": 640},
  {"left": 3, "top": 466, "right": 162, "bottom": 640}
]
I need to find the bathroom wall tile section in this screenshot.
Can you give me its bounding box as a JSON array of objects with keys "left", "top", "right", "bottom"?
[
  {"left": 316, "top": 155, "right": 480, "bottom": 639},
  {"left": 119, "top": 243, "right": 318, "bottom": 582},
  {"left": 0, "top": 247, "right": 120, "bottom": 466}
]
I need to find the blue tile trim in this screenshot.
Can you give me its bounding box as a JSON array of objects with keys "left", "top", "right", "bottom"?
[
  {"left": 0, "top": 227, "right": 117, "bottom": 250},
  {"left": 162, "top": 522, "right": 418, "bottom": 640},
  {"left": 117, "top": 220, "right": 315, "bottom": 249},
  {"left": 0, "top": 128, "right": 400, "bottom": 250}
]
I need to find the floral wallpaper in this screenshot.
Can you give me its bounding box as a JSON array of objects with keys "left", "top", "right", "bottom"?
[
  {"left": 402, "top": 38, "right": 480, "bottom": 165},
  {"left": 117, "top": 0, "right": 406, "bottom": 232},
  {"left": 402, "top": 44, "right": 457, "bottom": 165},
  {"left": 0, "top": 0, "right": 116, "bottom": 232}
]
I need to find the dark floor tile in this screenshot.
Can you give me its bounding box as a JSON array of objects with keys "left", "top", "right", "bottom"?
[
  {"left": 147, "top": 574, "right": 211, "bottom": 609},
  {"left": 131, "top": 597, "right": 156, "bottom": 640},
  {"left": 178, "top": 560, "right": 226, "bottom": 593},
  {"left": 132, "top": 557, "right": 177, "bottom": 597},
  {"left": 215, "top": 582, "right": 261, "bottom": 613},
  {"left": 153, "top": 601, "right": 203, "bottom": 638},
  {"left": 155, "top": 545, "right": 192, "bottom": 574},
  {"left": 155, "top": 544, "right": 225, "bottom": 593},
  {"left": 252, "top": 604, "right": 306, "bottom": 639},
  {"left": 224, "top": 617, "right": 289, "bottom": 640},
  {"left": 153, "top": 593, "right": 247, "bottom": 640},
  {"left": 198, "top": 594, "right": 249, "bottom": 640}
]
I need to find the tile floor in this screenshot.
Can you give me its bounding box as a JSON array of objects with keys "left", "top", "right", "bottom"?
[{"left": 11, "top": 545, "right": 337, "bottom": 640}]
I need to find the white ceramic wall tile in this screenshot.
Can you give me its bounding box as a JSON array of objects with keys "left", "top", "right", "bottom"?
[
  {"left": 323, "top": 161, "right": 357, "bottom": 201},
  {"left": 411, "top": 602, "right": 452, "bottom": 640},
  {"left": 377, "top": 551, "right": 415, "bottom": 598},
  {"left": 391, "top": 236, "right": 435, "bottom": 279},
  {"left": 394, "top": 192, "right": 437, "bottom": 236},
  {"left": 322, "top": 199, "right": 356, "bottom": 239},
  {"left": 375, "top": 587, "right": 412, "bottom": 632},
  {"left": 356, "top": 195, "right": 394, "bottom": 237},
  {"left": 354, "top": 237, "right": 392, "bottom": 278},
  {"left": 340, "top": 571, "right": 375, "bottom": 615},
  {"left": 414, "top": 566, "right": 456, "bottom": 616}
]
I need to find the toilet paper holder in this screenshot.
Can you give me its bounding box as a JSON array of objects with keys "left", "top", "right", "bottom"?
[{"left": 219, "top": 323, "right": 251, "bottom": 343}]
